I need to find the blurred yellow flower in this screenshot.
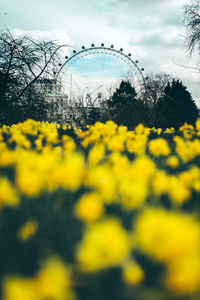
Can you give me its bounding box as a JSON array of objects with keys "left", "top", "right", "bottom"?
[
  {"left": 120, "top": 179, "right": 148, "bottom": 209},
  {"left": 62, "top": 135, "right": 76, "bottom": 152},
  {"left": 165, "top": 255, "right": 200, "bottom": 295},
  {"left": 168, "top": 176, "right": 191, "bottom": 204},
  {"left": 48, "top": 153, "right": 85, "bottom": 191},
  {"left": 0, "top": 149, "right": 16, "bottom": 167},
  {"left": 3, "top": 277, "right": 39, "bottom": 300},
  {"left": 0, "top": 177, "right": 19, "bottom": 208},
  {"left": 174, "top": 136, "right": 193, "bottom": 162},
  {"left": 75, "top": 192, "right": 104, "bottom": 222},
  {"left": 107, "top": 135, "right": 125, "bottom": 152},
  {"left": 18, "top": 220, "right": 38, "bottom": 242},
  {"left": 86, "top": 165, "right": 116, "bottom": 203},
  {"left": 122, "top": 261, "right": 144, "bottom": 285},
  {"left": 135, "top": 208, "right": 200, "bottom": 263},
  {"left": 3, "top": 257, "right": 75, "bottom": 300},
  {"left": 166, "top": 155, "right": 179, "bottom": 168},
  {"left": 88, "top": 143, "right": 105, "bottom": 166},
  {"left": 35, "top": 257, "right": 72, "bottom": 300},
  {"left": 151, "top": 170, "right": 170, "bottom": 196},
  {"left": 76, "top": 218, "right": 130, "bottom": 271},
  {"left": 149, "top": 138, "right": 170, "bottom": 156}
]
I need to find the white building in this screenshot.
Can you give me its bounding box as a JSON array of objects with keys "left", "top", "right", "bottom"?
[{"left": 34, "top": 78, "right": 69, "bottom": 122}]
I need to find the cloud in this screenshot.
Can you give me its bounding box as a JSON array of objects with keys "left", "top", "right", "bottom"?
[
  {"left": 129, "top": 28, "right": 184, "bottom": 49},
  {"left": 11, "top": 28, "right": 73, "bottom": 59},
  {"left": 11, "top": 28, "right": 72, "bottom": 45}
]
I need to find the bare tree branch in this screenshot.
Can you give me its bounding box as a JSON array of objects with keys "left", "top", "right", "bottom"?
[
  {"left": 184, "top": 0, "right": 200, "bottom": 56},
  {"left": 0, "top": 29, "right": 70, "bottom": 124}
]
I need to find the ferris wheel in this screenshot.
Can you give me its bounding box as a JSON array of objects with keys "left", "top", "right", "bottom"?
[{"left": 59, "top": 43, "right": 148, "bottom": 105}]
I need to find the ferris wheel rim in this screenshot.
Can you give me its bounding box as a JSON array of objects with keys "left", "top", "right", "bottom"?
[{"left": 59, "top": 45, "right": 146, "bottom": 85}]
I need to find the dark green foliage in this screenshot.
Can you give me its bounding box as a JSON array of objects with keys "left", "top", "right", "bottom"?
[
  {"left": 106, "top": 81, "right": 152, "bottom": 129},
  {"left": 0, "top": 71, "right": 19, "bottom": 124},
  {"left": 13, "top": 87, "right": 50, "bottom": 123},
  {"left": 0, "top": 84, "right": 50, "bottom": 125},
  {"left": 0, "top": 189, "right": 83, "bottom": 282},
  {"left": 154, "top": 79, "right": 198, "bottom": 129},
  {"left": 87, "top": 107, "right": 101, "bottom": 125},
  {"left": 108, "top": 81, "right": 137, "bottom": 110}
]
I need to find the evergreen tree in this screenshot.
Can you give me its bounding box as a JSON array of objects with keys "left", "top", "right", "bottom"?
[
  {"left": 155, "top": 79, "right": 198, "bottom": 129},
  {"left": 106, "top": 80, "right": 152, "bottom": 129},
  {"left": 108, "top": 81, "right": 137, "bottom": 110}
]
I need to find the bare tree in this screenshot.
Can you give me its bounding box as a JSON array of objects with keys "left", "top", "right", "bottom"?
[
  {"left": 66, "top": 90, "right": 103, "bottom": 128},
  {"left": 184, "top": 0, "right": 200, "bottom": 56},
  {"left": 0, "top": 29, "right": 68, "bottom": 124},
  {"left": 139, "top": 72, "right": 173, "bottom": 105}
]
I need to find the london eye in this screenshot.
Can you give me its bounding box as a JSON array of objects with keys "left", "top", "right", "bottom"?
[{"left": 59, "top": 43, "right": 147, "bottom": 105}]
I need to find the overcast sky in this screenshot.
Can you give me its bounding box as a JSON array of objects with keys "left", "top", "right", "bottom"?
[{"left": 1, "top": 0, "right": 200, "bottom": 105}]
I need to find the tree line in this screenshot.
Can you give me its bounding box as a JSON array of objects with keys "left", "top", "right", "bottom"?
[{"left": 98, "top": 78, "right": 198, "bottom": 130}]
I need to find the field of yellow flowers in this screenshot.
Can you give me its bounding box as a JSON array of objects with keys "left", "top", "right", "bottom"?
[{"left": 0, "top": 119, "right": 200, "bottom": 300}]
